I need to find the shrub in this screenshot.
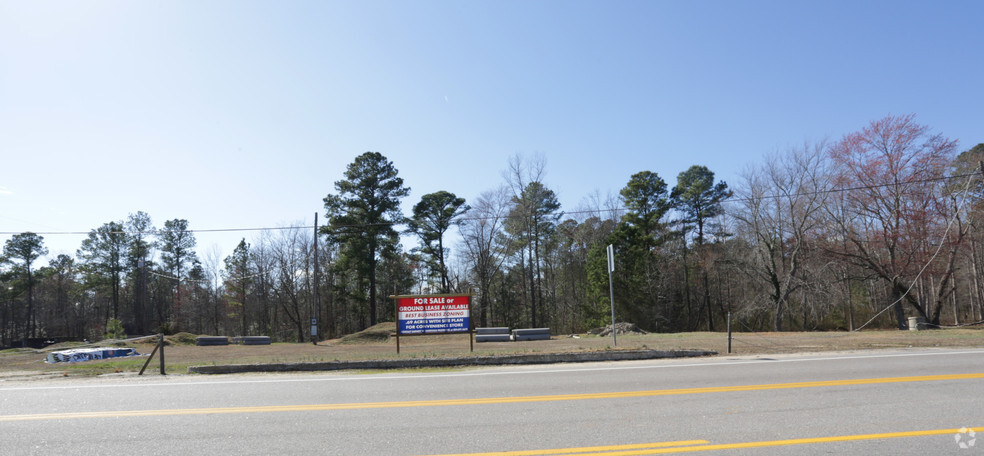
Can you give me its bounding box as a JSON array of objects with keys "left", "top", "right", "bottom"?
[{"left": 104, "top": 318, "right": 126, "bottom": 341}]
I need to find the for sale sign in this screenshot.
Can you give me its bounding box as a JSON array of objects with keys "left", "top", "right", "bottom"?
[{"left": 396, "top": 295, "right": 471, "bottom": 335}]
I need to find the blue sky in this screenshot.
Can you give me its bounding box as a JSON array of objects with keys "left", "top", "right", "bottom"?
[{"left": 1, "top": 0, "right": 982, "bottom": 261}]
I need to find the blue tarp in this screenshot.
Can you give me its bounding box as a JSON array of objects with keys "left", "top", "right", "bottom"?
[{"left": 46, "top": 347, "right": 140, "bottom": 364}]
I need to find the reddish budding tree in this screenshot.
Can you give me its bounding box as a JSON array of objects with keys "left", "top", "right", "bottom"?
[{"left": 826, "top": 114, "right": 960, "bottom": 328}]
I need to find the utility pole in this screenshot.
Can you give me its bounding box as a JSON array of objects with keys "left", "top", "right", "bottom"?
[
  {"left": 312, "top": 212, "right": 319, "bottom": 345},
  {"left": 138, "top": 258, "right": 146, "bottom": 335}
]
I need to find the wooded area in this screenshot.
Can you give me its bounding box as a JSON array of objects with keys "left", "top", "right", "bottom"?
[{"left": 2, "top": 115, "right": 983, "bottom": 346}]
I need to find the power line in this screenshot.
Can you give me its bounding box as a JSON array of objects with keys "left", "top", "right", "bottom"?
[
  {"left": 0, "top": 226, "right": 311, "bottom": 237},
  {"left": 0, "top": 171, "right": 980, "bottom": 237},
  {"left": 725, "top": 171, "right": 979, "bottom": 205},
  {"left": 851, "top": 168, "right": 978, "bottom": 331}
]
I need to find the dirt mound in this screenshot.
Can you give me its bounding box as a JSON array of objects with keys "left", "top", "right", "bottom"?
[
  {"left": 339, "top": 322, "right": 396, "bottom": 344},
  {"left": 131, "top": 332, "right": 199, "bottom": 346},
  {"left": 167, "top": 332, "right": 199, "bottom": 346},
  {"left": 0, "top": 347, "right": 41, "bottom": 355},
  {"left": 590, "top": 322, "right": 648, "bottom": 337},
  {"left": 35, "top": 341, "right": 87, "bottom": 351}
]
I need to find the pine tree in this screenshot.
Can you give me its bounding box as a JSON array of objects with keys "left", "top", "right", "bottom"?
[
  {"left": 323, "top": 152, "right": 410, "bottom": 328},
  {"left": 3, "top": 232, "right": 48, "bottom": 338},
  {"left": 78, "top": 221, "right": 128, "bottom": 320},
  {"left": 672, "top": 165, "right": 731, "bottom": 331},
  {"left": 407, "top": 191, "right": 469, "bottom": 293}
]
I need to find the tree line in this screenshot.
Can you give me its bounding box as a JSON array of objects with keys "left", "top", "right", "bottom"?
[{"left": 2, "top": 114, "right": 982, "bottom": 346}]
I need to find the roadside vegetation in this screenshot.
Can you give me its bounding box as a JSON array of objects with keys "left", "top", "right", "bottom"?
[
  {"left": 1, "top": 325, "right": 981, "bottom": 379},
  {"left": 2, "top": 116, "right": 983, "bottom": 349}
]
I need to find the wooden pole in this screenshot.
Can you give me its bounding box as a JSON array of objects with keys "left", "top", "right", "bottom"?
[
  {"left": 395, "top": 297, "right": 400, "bottom": 354},
  {"left": 469, "top": 293, "right": 474, "bottom": 352},
  {"left": 138, "top": 334, "right": 162, "bottom": 376},
  {"left": 727, "top": 312, "right": 732, "bottom": 354},
  {"left": 159, "top": 333, "right": 166, "bottom": 375}
]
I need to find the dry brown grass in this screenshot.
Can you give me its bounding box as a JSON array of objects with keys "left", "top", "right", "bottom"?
[{"left": 1, "top": 326, "right": 981, "bottom": 379}]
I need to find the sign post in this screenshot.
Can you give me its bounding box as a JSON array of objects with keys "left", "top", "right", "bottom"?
[
  {"left": 312, "top": 212, "right": 319, "bottom": 345},
  {"left": 392, "top": 294, "right": 473, "bottom": 354},
  {"left": 607, "top": 244, "right": 617, "bottom": 347}
]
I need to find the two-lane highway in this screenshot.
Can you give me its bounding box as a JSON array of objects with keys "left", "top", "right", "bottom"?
[{"left": 2, "top": 348, "right": 982, "bottom": 455}]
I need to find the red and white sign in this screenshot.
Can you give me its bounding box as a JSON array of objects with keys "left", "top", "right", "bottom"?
[{"left": 396, "top": 295, "right": 471, "bottom": 335}]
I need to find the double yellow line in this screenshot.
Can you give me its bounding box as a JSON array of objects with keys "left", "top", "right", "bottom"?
[
  {"left": 425, "top": 428, "right": 983, "bottom": 455},
  {"left": 428, "top": 440, "right": 713, "bottom": 456},
  {"left": 2, "top": 372, "right": 982, "bottom": 422}
]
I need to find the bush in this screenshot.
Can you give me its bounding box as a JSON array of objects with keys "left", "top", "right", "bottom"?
[
  {"left": 168, "top": 332, "right": 198, "bottom": 346},
  {"left": 104, "top": 318, "right": 127, "bottom": 340}
]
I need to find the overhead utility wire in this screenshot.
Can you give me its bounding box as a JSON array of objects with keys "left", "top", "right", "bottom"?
[
  {"left": 851, "top": 167, "right": 979, "bottom": 331},
  {"left": 1, "top": 171, "right": 979, "bottom": 236},
  {"left": 148, "top": 269, "right": 268, "bottom": 285}
]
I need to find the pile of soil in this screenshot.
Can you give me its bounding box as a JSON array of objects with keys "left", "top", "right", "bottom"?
[
  {"left": 167, "top": 332, "right": 200, "bottom": 346},
  {"left": 339, "top": 322, "right": 396, "bottom": 344},
  {"left": 590, "top": 322, "right": 648, "bottom": 337}
]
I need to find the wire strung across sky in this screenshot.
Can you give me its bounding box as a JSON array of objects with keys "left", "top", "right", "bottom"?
[
  {"left": 727, "top": 166, "right": 983, "bottom": 335},
  {"left": 148, "top": 269, "right": 268, "bottom": 285},
  {"left": 850, "top": 168, "right": 978, "bottom": 332},
  {"left": 2, "top": 171, "right": 981, "bottom": 237},
  {"left": 13, "top": 168, "right": 983, "bottom": 331}
]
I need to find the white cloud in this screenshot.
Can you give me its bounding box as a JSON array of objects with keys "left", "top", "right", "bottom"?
[{"left": 0, "top": 186, "right": 12, "bottom": 196}]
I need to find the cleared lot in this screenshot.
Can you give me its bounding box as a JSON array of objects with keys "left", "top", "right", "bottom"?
[
  {"left": 1, "top": 325, "right": 982, "bottom": 379},
  {"left": 2, "top": 348, "right": 982, "bottom": 455}
]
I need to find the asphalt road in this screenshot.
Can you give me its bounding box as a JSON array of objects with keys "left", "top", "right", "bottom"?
[{"left": 2, "top": 348, "right": 983, "bottom": 455}]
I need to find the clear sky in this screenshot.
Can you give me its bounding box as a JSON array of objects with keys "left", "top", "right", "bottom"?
[{"left": 1, "top": 0, "right": 982, "bottom": 262}]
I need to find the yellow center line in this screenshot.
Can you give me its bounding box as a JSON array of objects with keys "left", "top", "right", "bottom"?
[
  {"left": 1, "top": 372, "right": 982, "bottom": 422},
  {"left": 425, "top": 428, "right": 983, "bottom": 456},
  {"left": 424, "top": 440, "right": 711, "bottom": 456}
]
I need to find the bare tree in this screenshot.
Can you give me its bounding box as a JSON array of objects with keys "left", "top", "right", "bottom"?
[
  {"left": 273, "top": 225, "right": 311, "bottom": 341},
  {"left": 825, "top": 114, "right": 959, "bottom": 328},
  {"left": 250, "top": 233, "right": 276, "bottom": 336},
  {"left": 732, "top": 141, "right": 831, "bottom": 330},
  {"left": 460, "top": 186, "right": 512, "bottom": 327},
  {"left": 202, "top": 243, "right": 225, "bottom": 335}
]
